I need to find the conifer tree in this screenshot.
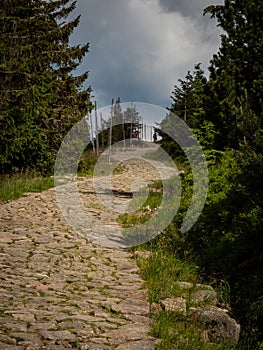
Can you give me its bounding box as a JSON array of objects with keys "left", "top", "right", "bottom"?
[
  {"left": 157, "top": 64, "right": 217, "bottom": 155},
  {"left": 124, "top": 104, "right": 142, "bottom": 140},
  {"left": 112, "top": 97, "right": 124, "bottom": 143},
  {"left": 0, "top": 0, "right": 91, "bottom": 174},
  {"left": 205, "top": 0, "right": 263, "bottom": 150}
]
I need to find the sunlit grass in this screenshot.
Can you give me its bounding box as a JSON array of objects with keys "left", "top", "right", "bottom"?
[
  {"left": 152, "top": 310, "right": 236, "bottom": 350},
  {"left": 0, "top": 174, "right": 54, "bottom": 203},
  {"left": 137, "top": 249, "right": 198, "bottom": 303}
]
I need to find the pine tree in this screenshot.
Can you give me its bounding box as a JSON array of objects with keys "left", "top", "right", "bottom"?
[
  {"left": 158, "top": 64, "right": 217, "bottom": 155},
  {"left": 205, "top": 0, "right": 263, "bottom": 150},
  {"left": 112, "top": 97, "right": 124, "bottom": 143},
  {"left": 170, "top": 64, "right": 209, "bottom": 127},
  {"left": 123, "top": 104, "right": 142, "bottom": 140},
  {"left": 0, "top": 0, "right": 91, "bottom": 174}
]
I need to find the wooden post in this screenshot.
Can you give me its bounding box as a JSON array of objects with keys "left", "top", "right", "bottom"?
[
  {"left": 90, "top": 111, "right": 95, "bottom": 153},
  {"left": 95, "top": 101, "right": 99, "bottom": 155},
  {"left": 130, "top": 122, "right": 133, "bottom": 147},
  {"left": 100, "top": 112, "right": 104, "bottom": 148},
  {"left": 108, "top": 98, "right": 114, "bottom": 164},
  {"left": 122, "top": 113, "right": 125, "bottom": 147}
]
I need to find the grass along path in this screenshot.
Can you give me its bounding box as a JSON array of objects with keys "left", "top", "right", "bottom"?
[
  {"left": 119, "top": 180, "right": 238, "bottom": 350},
  {"left": 0, "top": 174, "right": 54, "bottom": 203}
]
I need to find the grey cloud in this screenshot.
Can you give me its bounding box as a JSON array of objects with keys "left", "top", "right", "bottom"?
[
  {"left": 158, "top": 0, "right": 223, "bottom": 17},
  {"left": 70, "top": 0, "right": 222, "bottom": 110}
]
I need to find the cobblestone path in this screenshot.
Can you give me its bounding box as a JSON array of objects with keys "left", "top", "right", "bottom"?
[{"left": 0, "top": 146, "right": 177, "bottom": 349}]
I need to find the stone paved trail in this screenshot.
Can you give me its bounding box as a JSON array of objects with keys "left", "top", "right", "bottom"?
[{"left": 0, "top": 145, "right": 177, "bottom": 349}]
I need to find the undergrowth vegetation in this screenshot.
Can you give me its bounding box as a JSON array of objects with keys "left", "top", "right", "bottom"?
[
  {"left": 0, "top": 149, "right": 99, "bottom": 203},
  {"left": 119, "top": 146, "right": 263, "bottom": 348},
  {"left": 119, "top": 176, "right": 236, "bottom": 349}
]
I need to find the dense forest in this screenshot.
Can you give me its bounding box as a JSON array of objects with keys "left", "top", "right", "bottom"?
[
  {"left": 157, "top": 0, "right": 263, "bottom": 347},
  {"left": 0, "top": 0, "right": 262, "bottom": 347}
]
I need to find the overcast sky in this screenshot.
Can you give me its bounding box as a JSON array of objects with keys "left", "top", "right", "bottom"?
[{"left": 70, "top": 0, "right": 223, "bottom": 111}]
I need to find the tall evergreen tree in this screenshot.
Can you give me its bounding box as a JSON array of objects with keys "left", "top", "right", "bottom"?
[
  {"left": 170, "top": 64, "right": 210, "bottom": 128},
  {"left": 157, "top": 64, "right": 217, "bottom": 156},
  {"left": 112, "top": 97, "right": 124, "bottom": 143},
  {"left": 0, "top": 0, "right": 91, "bottom": 174},
  {"left": 205, "top": 0, "right": 263, "bottom": 150}
]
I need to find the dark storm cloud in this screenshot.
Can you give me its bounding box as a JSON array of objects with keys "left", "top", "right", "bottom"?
[
  {"left": 70, "top": 0, "right": 223, "bottom": 110},
  {"left": 158, "top": 0, "right": 221, "bottom": 17}
]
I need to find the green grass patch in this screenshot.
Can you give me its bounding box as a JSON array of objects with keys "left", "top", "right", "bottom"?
[
  {"left": 135, "top": 246, "right": 237, "bottom": 350},
  {"left": 118, "top": 181, "right": 163, "bottom": 227},
  {"left": 137, "top": 249, "right": 199, "bottom": 303},
  {"left": 118, "top": 175, "right": 181, "bottom": 246},
  {"left": 152, "top": 311, "right": 235, "bottom": 350},
  {"left": 0, "top": 174, "right": 54, "bottom": 203},
  {"left": 0, "top": 148, "right": 101, "bottom": 202},
  {"left": 77, "top": 148, "right": 99, "bottom": 176}
]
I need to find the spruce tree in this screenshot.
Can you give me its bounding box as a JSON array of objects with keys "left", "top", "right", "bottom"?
[
  {"left": 205, "top": 0, "right": 263, "bottom": 150},
  {"left": 0, "top": 0, "right": 91, "bottom": 174},
  {"left": 158, "top": 64, "right": 217, "bottom": 155},
  {"left": 112, "top": 97, "right": 124, "bottom": 143},
  {"left": 123, "top": 104, "right": 142, "bottom": 141}
]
